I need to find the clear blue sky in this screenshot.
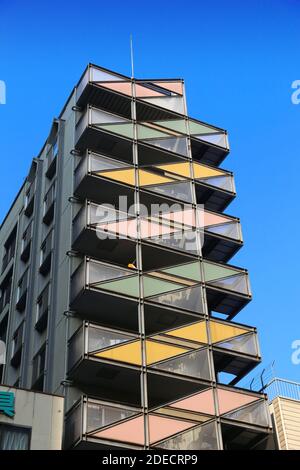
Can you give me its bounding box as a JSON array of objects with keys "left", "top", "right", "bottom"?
[{"left": 0, "top": 0, "right": 299, "bottom": 384}]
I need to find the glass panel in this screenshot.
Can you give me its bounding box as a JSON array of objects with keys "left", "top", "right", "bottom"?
[
  {"left": 203, "top": 262, "right": 241, "bottom": 282},
  {"left": 205, "top": 222, "right": 241, "bottom": 240},
  {"left": 90, "top": 67, "right": 125, "bottom": 82},
  {"left": 143, "top": 276, "right": 183, "bottom": 297},
  {"left": 215, "top": 332, "right": 258, "bottom": 356},
  {"left": 193, "top": 133, "right": 227, "bottom": 148},
  {"left": 147, "top": 181, "right": 193, "bottom": 203},
  {"left": 142, "top": 136, "right": 188, "bottom": 157},
  {"left": 151, "top": 81, "right": 183, "bottom": 95},
  {"left": 189, "top": 121, "right": 217, "bottom": 135},
  {"left": 149, "top": 285, "right": 204, "bottom": 314},
  {"left": 88, "top": 261, "right": 132, "bottom": 284},
  {"left": 138, "top": 170, "right": 175, "bottom": 186},
  {"left": 91, "top": 108, "right": 127, "bottom": 125},
  {"left": 89, "top": 204, "right": 130, "bottom": 226},
  {"left": 94, "top": 276, "right": 140, "bottom": 297},
  {"left": 97, "top": 168, "right": 136, "bottom": 186},
  {"left": 88, "top": 326, "right": 133, "bottom": 353},
  {"left": 160, "top": 262, "right": 201, "bottom": 282},
  {"left": 137, "top": 124, "right": 171, "bottom": 140},
  {"left": 147, "top": 230, "right": 199, "bottom": 255},
  {"left": 209, "top": 274, "right": 249, "bottom": 295},
  {"left": 196, "top": 175, "right": 234, "bottom": 192},
  {"left": 99, "top": 81, "right": 132, "bottom": 96},
  {"left": 152, "top": 348, "right": 211, "bottom": 380},
  {"left": 157, "top": 162, "right": 191, "bottom": 178},
  {"left": 142, "top": 96, "right": 185, "bottom": 114},
  {"left": 158, "top": 421, "right": 218, "bottom": 450},
  {"left": 153, "top": 119, "right": 187, "bottom": 134},
  {"left": 87, "top": 402, "right": 136, "bottom": 434},
  {"left": 90, "top": 153, "right": 130, "bottom": 172},
  {"left": 223, "top": 400, "right": 270, "bottom": 427},
  {"left": 94, "top": 123, "right": 134, "bottom": 139}
]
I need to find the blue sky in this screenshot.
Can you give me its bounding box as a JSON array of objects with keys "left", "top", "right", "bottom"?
[{"left": 0, "top": 0, "right": 299, "bottom": 384}]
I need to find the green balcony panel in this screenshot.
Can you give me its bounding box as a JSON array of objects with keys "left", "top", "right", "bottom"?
[
  {"left": 153, "top": 119, "right": 187, "bottom": 134},
  {"left": 143, "top": 276, "right": 183, "bottom": 297},
  {"left": 137, "top": 124, "right": 171, "bottom": 140},
  {"left": 160, "top": 262, "right": 201, "bottom": 282},
  {"left": 95, "top": 123, "right": 134, "bottom": 139},
  {"left": 203, "top": 262, "right": 241, "bottom": 282},
  {"left": 94, "top": 275, "right": 140, "bottom": 297}
]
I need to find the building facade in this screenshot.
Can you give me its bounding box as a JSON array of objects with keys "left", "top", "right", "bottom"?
[
  {"left": 0, "top": 64, "right": 274, "bottom": 450},
  {"left": 0, "top": 385, "right": 63, "bottom": 449}
]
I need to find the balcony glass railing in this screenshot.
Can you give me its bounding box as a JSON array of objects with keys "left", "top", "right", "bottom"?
[
  {"left": 64, "top": 396, "right": 142, "bottom": 449},
  {"left": 75, "top": 106, "right": 228, "bottom": 160},
  {"left": 210, "top": 319, "right": 259, "bottom": 357}
]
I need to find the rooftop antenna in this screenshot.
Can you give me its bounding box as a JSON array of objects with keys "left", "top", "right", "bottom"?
[{"left": 130, "top": 33, "right": 135, "bottom": 79}]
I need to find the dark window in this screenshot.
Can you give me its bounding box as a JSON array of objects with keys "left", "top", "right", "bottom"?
[
  {"left": 16, "top": 269, "right": 29, "bottom": 312},
  {"left": 21, "top": 221, "right": 33, "bottom": 262},
  {"left": 39, "top": 231, "right": 53, "bottom": 276},
  {"left": 11, "top": 322, "right": 24, "bottom": 368},
  {"left": 35, "top": 284, "right": 50, "bottom": 332},
  {"left": 1, "top": 226, "right": 17, "bottom": 273},
  {"left": 0, "top": 424, "right": 31, "bottom": 450},
  {"left": 0, "top": 271, "right": 13, "bottom": 312},
  {"left": 32, "top": 345, "right": 46, "bottom": 391},
  {"left": 43, "top": 183, "right": 56, "bottom": 224}
]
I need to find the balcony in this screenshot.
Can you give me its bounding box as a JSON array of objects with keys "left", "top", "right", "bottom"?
[
  {"left": 70, "top": 258, "right": 139, "bottom": 332},
  {"left": 64, "top": 385, "right": 272, "bottom": 450},
  {"left": 64, "top": 397, "right": 143, "bottom": 449},
  {"left": 72, "top": 201, "right": 241, "bottom": 265},
  {"left": 20, "top": 220, "right": 33, "bottom": 262},
  {"left": 203, "top": 260, "right": 251, "bottom": 319},
  {"left": 201, "top": 210, "right": 242, "bottom": 262},
  {"left": 67, "top": 323, "right": 142, "bottom": 407},
  {"left": 76, "top": 64, "right": 186, "bottom": 122},
  {"left": 24, "top": 181, "right": 35, "bottom": 217},
  {"left": 141, "top": 160, "right": 235, "bottom": 212},
  {"left": 210, "top": 318, "right": 261, "bottom": 385},
  {"left": 74, "top": 151, "right": 135, "bottom": 208}
]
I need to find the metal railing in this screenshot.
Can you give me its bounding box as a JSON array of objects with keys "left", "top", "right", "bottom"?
[{"left": 263, "top": 378, "right": 300, "bottom": 402}]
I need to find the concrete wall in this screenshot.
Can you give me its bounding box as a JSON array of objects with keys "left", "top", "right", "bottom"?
[
  {"left": 0, "top": 385, "right": 64, "bottom": 449},
  {"left": 270, "top": 396, "right": 300, "bottom": 450}
]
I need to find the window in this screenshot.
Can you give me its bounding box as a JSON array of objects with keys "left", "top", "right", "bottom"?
[
  {"left": 16, "top": 269, "right": 29, "bottom": 312},
  {"left": 0, "top": 424, "right": 31, "bottom": 450},
  {"left": 24, "top": 181, "right": 35, "bottom": 217},
  {"left": 36, "top": 284, "right": 50, "bottom": 332},
  {"left": 43, "top": 183, "right": 56, "bottom": 224},
  {"left": 32, "top": 344, "right": 46, "bottom": 391},
  {"left": 1, "top": 226, "right": 17, "bottom": 273},
  {"left": 21, "top": 221, "right": 33, "bottom": 262},
  {"left": 11, "top": 322, "right": 24, "bottom": 368},
  {"left": 39, "top": 231, "right": 53, "bottom": 276},
  {"left": 0, "top": 271, "right": 13, "bottom": 312}
]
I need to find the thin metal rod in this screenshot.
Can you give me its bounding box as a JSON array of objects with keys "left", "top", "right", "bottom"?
[{"left": 130, "top": 34, "right": 134, "bottom": 79}]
